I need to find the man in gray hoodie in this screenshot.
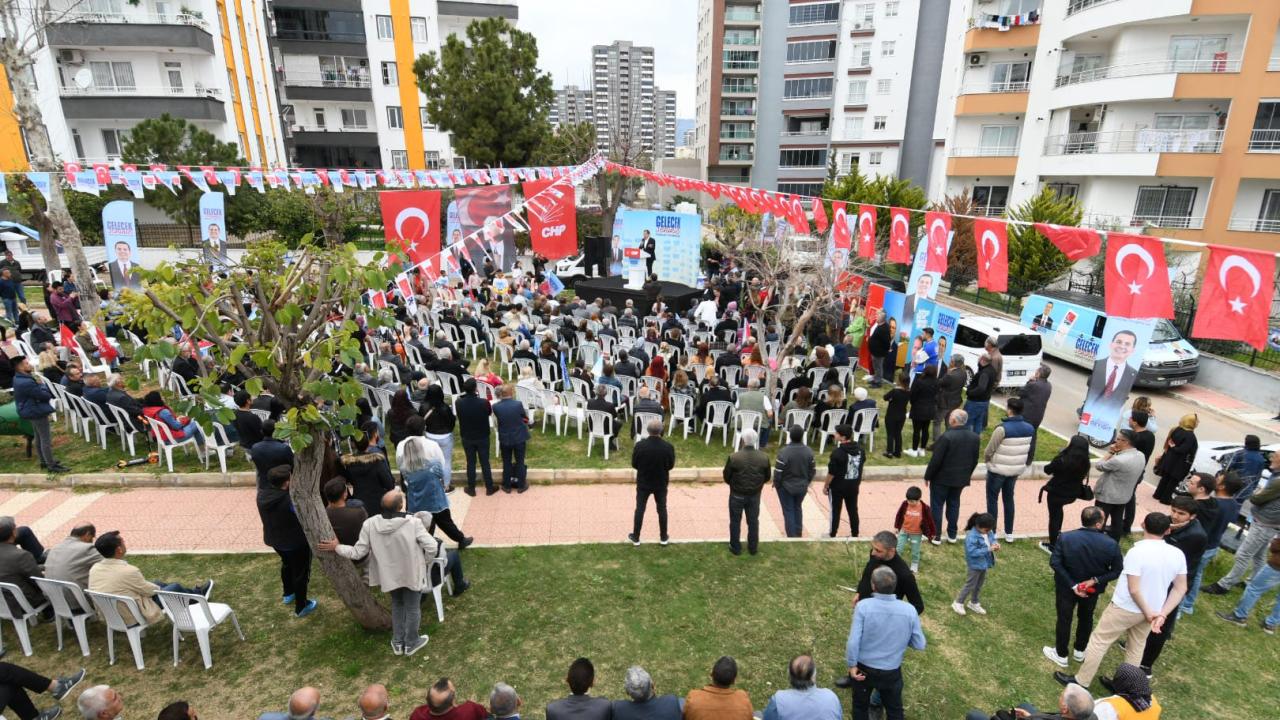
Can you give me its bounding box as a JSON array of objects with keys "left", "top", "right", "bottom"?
[{"left": 774, "top": 426, "right": 816, "bottom": 537}]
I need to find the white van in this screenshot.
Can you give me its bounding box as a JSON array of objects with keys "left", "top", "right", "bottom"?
[{"left": 951, "top": 315, "right": 1044, "bottom": 389}]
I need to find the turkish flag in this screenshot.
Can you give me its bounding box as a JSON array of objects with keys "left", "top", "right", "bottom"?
[
  {"left": 923, "top": 211, "right": 951, "bottom": 274},
  {"left": 856, "top": 205, "right": 877, "bottom": 259},
  {"left": 1193, "top": 245, "right": 1275, "bottom": 349},
  {"left": 888, "top": 207, "right": 912, "bottom": 263},
  {"left": 831, "top": 202, "right": 851, "bottom": 249},
  {"left": 1035, "top": 223, "right": 1101, "bottom": 261},
  {"left": 522, "top": 179, "right": 578, "bottom": 259},
  {"left": 378, "top": 191, "right": 441, "bottom": 266},
  {"left": 975, "top": 218, "right": 1008, "bottom": 292},
  {"left": 812, "top": 198, "right": 829, "bottom": 233},
  {"left": 791, "top": 195, "right": 810, "bottom": 235},
  {"left": 1104, "top": 233, "right": 1174, "bottom": 319},
  {"left": 369, "top": 290, "right": 387, "bottom": 309}
]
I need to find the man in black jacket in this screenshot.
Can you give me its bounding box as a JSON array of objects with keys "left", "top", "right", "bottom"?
[
  {"left": 587, "top": 385, "right": 620, "bottom": 448},
  {"left": 233, "top": 390, "right": 264, "bottom": 450},
  {"left": 835, "top": 529, "right": 925, "bottom": 689},
  {"left": 964, "top": 353, "right": 996, "bottom": 433},
  {"left": 866, "top": 310, "right": 890, "bottom": 387},
  {"left": 629, "top": 420, "right": 676, "bottom": 546},
  {"left": 698, "top": 376, "right": 732, "bottom": 420},
  {"left": 924, "top": 409, "right": 980, "bottom": 543},
  {"left": 1019, "top": 364, "right": 1053, "bottom": 458},
  {"left": 256, "top": 465, "right": 316, "bottom": 618},
  {"left": 105, "top": 374, "right": 146, "bottom": 432},
  {"left": 250, "top": 421, "right": 294, "bottom": 489},
  {"left": 455, "top": 379, "right": 496, "bottom": 496},
  {"left": 1044, "top": 506, "right": 1124, "bottom": 668},
  {"left": 823, "top": 425, "right": 865, "bottom": 538}
]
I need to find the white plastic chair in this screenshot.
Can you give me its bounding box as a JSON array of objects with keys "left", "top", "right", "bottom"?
[
  {"left": 32, "top": 577, "right": 95, "bottom": 656},
  {"left": 818, "top": 409, "right": 846, "bottom": 454},
  {"left": 428, "top": 551, "right": 455, "bottom": 623},
  {"left": 155, "top": 590, "right": 244, "bottom": 669},
  {"left": 669, "top": 393, "right": 696, "bottom": 439},
  {"left": 850, "top": 407, "right": 878, "bottom": 453},
  {"left": 0, "top": 582, "right": 49, "bottom": 656},
  {"left": 568, "top": 376, "right": 591, "bottom": 399},
  {"left": 514, "top": 385, "right": 542, "bottom": 425},
  {"left": 107, "top": 404, "right": 144, "bottom": 455},
  {"left": 586, "top": 410, "right": 614, "bottom": 460},
  {"left": 85, "top": 590, "right": 151, "bottom": 670},
  {"left": 704, "top": 400, "right": 735, "bottom": 446},
  {"left": 632, "top": 411, "right": 663, "bottom": 438},
  {"left": 144, "top": 416, "right": 202, "bottom": 472},
  {"left": 459, "top": 325, "right": 483, "bottom": 361},
  {"left": 720, "top": 365, "right": 741, "bottom": 387},
  {"left": 78, "top": 397, "right": 117, "bottom": 450},
  {"left": 639, "top": 376, "right": 665, "bottom": 396},
  {"left": 166, "top": 371, "right": 194, "bottom": 398},
  {"left": 493, "top": 342, "right": 514, "bottom": 378},
  {"left": 732, "top": 410, "right": 764, "bottom": 451},
  {"left": 124, "top": 331, "right": 152, "bottom": 379},
  {"left": 784, "top": 408, "right": 815, "bottom": 443},
  {"left": 513, "top": 357, "right": 536, "bottom": 381},
  {"left": 577, "top": 343, "right": 601, "bottom": 369},
  {"left": 536, "top": 359, "right": 561, "bottom": 390},
  {"left": 539, "top": 389, "right": 566, "bottom": 435},
  {"left": 377, "top": 361, "right": 402, "bottom": 386},
  {"left": 72, "top": 345, "right": 111, "bottom": 376},
  {"left": 202, "top": 422, "right": 238, "bottom": 474},
  {"left": 475, "top": 380, "right": 498, "bottom": 402},
  {"left": 549, "top": 392, "right": 587, "bottom": 438},
  {"left": 743, "top": 365, "right": 767, "bottom": 385}
]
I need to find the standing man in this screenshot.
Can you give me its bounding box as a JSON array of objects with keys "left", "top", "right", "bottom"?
[
  {"left": 934, "top": 356, "right": 966, "bottom": 445},
  {"left": 1018, "top": 364, "right": 1053, "bottom": 459},
  {"left": 1138, "top": 496, "right": 1206, "bottom": 677},
  {"left": 924, "top": 409, "right": 980, "bottom": 544},
  {"left": 1092, "top": 430, "right": 1147, "bottom": 540},
  {"left": 867, "top": 310, "right": 890, "bottom": 388},
  {"left": 0, "top": 269, "right": 20, "bottom": 322},
  {"left": 1054, "top": 512, "right": 1187, "bottom": 691},
  {"left": 1043, "top": 507, "right": 1124, "bottom": 669},
  {"left": 629, "top": 420, "right": 676, "bottom": 546},
  {"left": 1182, "top": 472, "right": 1242, "bottom": 615},
  {"left": 983, "top": 397, "right": 1035, "bottom": 543},
  {"left": 844, "top": 566, "right": 926, "bottom": 720},
  {"left": 823, "top": 425, "right": 865, "bottom": 538},
  {"left": 455, "top": 379, "right": 496, "bottom": 496},
  {"left": 1216, "top": 536, "right": 1280, "bottom": 633},
  {"left": 774, "top": 425, "right": 816, "bottom": 538},
  {"left": 493, "top": 384, "right": 531, "bottom": 494},
  {"left": 1203, "top": 451, "right": 1280, "bottom": 596},
  {"left": 723, "top": 428, "right": 771, "bottom": 556},
  {"left": 13, "top": 356, "right": 66, "bottom": 473},
  {"left": 964, "top": 354, "right": 996, "bottom": 434},
  {"left": 641, "top": 229, "right": 657, "bottom": 277},
  {"left": 983, "top": 337, "right": 1004, "bottom": 387},
  {"left": 257, "top": 466, "right": 317, "bottom": 618},
  {"left": 1124, "top": 411, "right": 1156, "bottom": 537},
  {"left": 0, "top": 250, "right": 25, "bottom": 303}
]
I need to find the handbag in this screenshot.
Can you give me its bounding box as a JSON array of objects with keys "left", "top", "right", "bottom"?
[{"left": 1079, "top": 470, "right": 1094, "bottom": 501}]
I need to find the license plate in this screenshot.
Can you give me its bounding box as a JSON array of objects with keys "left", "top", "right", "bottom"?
[
  {"left": 1169, "top": 379, "right": 1189, "bottom": 386},
  {"left": 1007, "top": 370, "right": 1026, "bottom": 376}
]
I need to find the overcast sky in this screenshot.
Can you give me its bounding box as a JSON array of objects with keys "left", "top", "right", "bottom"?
[{"left": 520, "top": 0, "right": 697, "bottom": 118}]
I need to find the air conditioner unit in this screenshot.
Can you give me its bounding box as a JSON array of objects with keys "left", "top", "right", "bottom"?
[
  {"left": 57, "top": 49, "right": 84, "bottom": 65},
  {"left": 968, "top": 52, "right": 987, "bottom": 68}
]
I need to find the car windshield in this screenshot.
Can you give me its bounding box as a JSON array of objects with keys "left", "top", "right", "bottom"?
[
  {"left": 998, "top": 333, "right": 1041, "bottom": 356},
  {"left": 1151, "top": 320, "right": 1182, "bottom": 343}
]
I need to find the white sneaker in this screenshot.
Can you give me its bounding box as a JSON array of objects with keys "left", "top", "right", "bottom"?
[
  {"left": 1004, "top": 533, "right": 1016, "bottom": 543},
  {"left": 404, "top": 635, "right": 429, "bottom": 656},
  {"left": 947, "top": 536, "right": 959, "bottom": 544},
  {"left": 951, "top": 601, "right": 966, "bottom": 616},
  {"left": 1073, "top": 649, "right": 1086, "bottom": 663},
  {"left": 966, "top": 602, "right": 987, "bottom": 615},
  {"left": 930, "top": 538, "right": 942, "bottom": 546},
  {"left": 910, "top": 563, "right": 919, "bottom": 573},
  {"left": 1042, "top": 646, "right": 1068, "bottom": 668},
  {"left": 390, "top": 641, "right": 403, "bottom": 656}
]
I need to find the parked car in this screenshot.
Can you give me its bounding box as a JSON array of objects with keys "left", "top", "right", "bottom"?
[{"left": 951, "top": 314, "right": 1044, "bottom": 389}]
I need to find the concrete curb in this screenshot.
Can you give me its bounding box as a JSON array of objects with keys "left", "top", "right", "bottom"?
[{"left": 0, "top": 462, "right": 1054, "bottom": 489}]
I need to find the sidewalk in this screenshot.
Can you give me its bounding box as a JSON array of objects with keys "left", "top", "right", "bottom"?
[
  {"left": 0, "top": 479, "right": 1166, "bottom": 554},
  {"left": 1168, "top": 384, "right": 1280, "bottom": 436}
]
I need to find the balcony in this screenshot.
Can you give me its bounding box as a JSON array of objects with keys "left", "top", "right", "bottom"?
[
  {"left": 721, "top": 82, "right": 758, "bottom": 95},
  {"left": 1228, "top": 217, "right": 1280, "bottom": 233},
  {"left": 1043, "top": 129, "right": 1224, "bottom": 155},
  {"left": 724, "top": 7, "right": 761, "bottom": 24},
  {"left": 1248, "top": 130, "right": 1280, "bottom": 153},
  {"left": 1054, "top": 57, "right": 1241, "bottom": 88},
  {"left": 718, "top": 148, "right": 754, "bottom": 163},
  {"left": 59, "top": 85, "right": 225, "bottom": 120},
  {"left": 282, "top": 71, "right": 372, "bottom": 101},
  {"left": 719, "top": 130, "right": 755, "bottom": 140},
  {"left": 964, "top": 24, "right": 1039, "bottom": 52},
  {"left": 949, "top": 145, "right": 1019, "bottom": 157},
  {"left": 723, "top": 60, "right": 759, "bottom": 71},
  {"left": 956, "top": 82, "right": 1030, "bottom": 114},
  {"left": 1082, "top": 212, "right": 1204, "bottom": 230},
  {"left": 850, "top": 21, "right": 874, "bottom": 37},
  {"left": 48, "top": 12, "right": 214, "bottom": 52},
  {"left": 946, "top": 147, "right": 1018, "bottom": 176}
]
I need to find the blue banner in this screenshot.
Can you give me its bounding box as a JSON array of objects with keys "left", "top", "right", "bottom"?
[
  {"left": 24, "top": 173, "right": 50, "bottom": 202},
  {"left": 199, "top": 192, "right": 227, "bottom": 269},
  {"left": 618, "top": 209, "right": 702, "bottom": 287},
  {"left": 103, "top": 200, "right": 140, "bottom": 290},
  {"left": 1078, "top": 317, "right": 1155, "bottom": 443},
  {"left": 933, "top": 305, "right": 962, "bottom": 365}
]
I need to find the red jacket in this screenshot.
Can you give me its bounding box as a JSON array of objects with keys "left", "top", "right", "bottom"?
[{"left": 893, "top": 500, "right": 937, "bottom": 540}]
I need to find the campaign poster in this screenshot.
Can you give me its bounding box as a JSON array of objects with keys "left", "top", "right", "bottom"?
[
  {"left": 522, "top": 179, "right": 577, "bottom": 260},
  {"left": 860, "top": 283, "right": 887, "bottom": 371},
  {"left": 880, "top": 289, "right": 908, "bottom": 371},
  {"left": 618, "top": 209, "right": 701, "bottom": 287},
  {"left": 103, "top": 200, "right": 141, "bottom": 290},
  {"left": 609, "top": 213, "right": 625, "bottom": 276},
  {"left": 906, "top": 298, "right": 937, "bottom": 369},
  {"left": 199, "top": 192, "right": 228, "bottom": 269},
  {"left": 933, "top": 305, "right": 962, "bottom": 364},
  {"left": 451, "top": 185, "right": 516, "bottom": 271},
  {"left": 1078, "top": 317, "right": 1155, "bottom": 444},
  {"left": 902, "top": 230, "right": 946, "bottom": 341}
]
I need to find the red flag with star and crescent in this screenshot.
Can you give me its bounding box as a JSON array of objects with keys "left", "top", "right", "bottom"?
[
  {"left": 888, "top": 207, "right": 912, "bottom": 264},
  {"left": 831, "top": 202, "right": 851, "bottom": 249},
  {"left": 1192, "top": 245, "right": 1275, "bottom": 350},
  {"left": 856, "top": 205, "right": 877, "bottom": 259},
  {"left": 378, "top": 190, "right": 441, "bottom": 266},
  {"left": 1104, "top": 233, "right": 1174, "bottom": 319},
  {"left": 974, "top": 218, "right": 1008, "bottom": 293},
  {"left": 923, "top": 211, "right": 951, "bottom": 274},
  {"left": 1035, "top": 223, "right": 1101, "bottom": 261},
  {"left": 811, "top": 198, "right": 829, "bottom": 234}
]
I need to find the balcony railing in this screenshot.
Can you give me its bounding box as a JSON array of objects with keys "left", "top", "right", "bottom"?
[
  {"left": 723, "top": 35, "right": 760, "bottom": 46},
  {"left": 949, "top": 145, "right": 1019, "bottom": 157},
  {"left": 1248, "top": 129, "right": 1280, "bottom": 152},
  {"left": 283, "top": 71, "right": 372, "bottom": 89},
  {"left": 719, "top": 131, "right": 755, "bottom": 140},
  {"left": 1043, "top": 129, "right": 1224, "bottom": 155},
  {"left": 723, "top": 60, "right": 759, "bottom": 70},
  {"left": 273, "top": 28, "right": 366, "bottom": 43},
  {"left": 780, "top": 130, "right": 830, "bottom": 137},
  {"left": 1065, "top": 0, "right": 1117, "bottom": 15},
  {"left": 708, "top": 173, "right": 751, "bottom": 182},
  {"left": 721, "top": 83, "right": 758, "bottom": 94},
  {"left": 1054, "top": 56, "right": 1242, "bottom": 87},
  {"left": 960, "top": 80, "right": 1030, "bottom": 94},
  {"left": 1228, "top": 217, "right": 1280, "bottom": 233},
  {"left": 719, "top": 150, "right": 754, "bottom": 161},
  {"left": 1081, "top": 213, "right": 1204, "bottom": 230},
  {"left": 721, "top": 106, "right": 756, "bottom": 116},
  {"left": 57, "top": 11, "right": 209, "bottom": 30},
  {"left": 59, "top": 84, "right": 223, "bottom": 98},
  {"left": 292, "top": 123, "right": 372, "bottom": 132},
  {"left": 724, "top": 8, "right": 761, "bottom": 22},
  {"left": 850, "top": 21, "right": 875, "bottom": 32}
]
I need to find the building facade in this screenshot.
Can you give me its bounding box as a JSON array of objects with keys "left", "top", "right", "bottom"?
[
  {"left": 656, "top": 88, "right": 678, "bottom": 158},
  {"left": 933, "top": 0, "right": 1280, "bottom": 251},
  {"left": 551, "top": 85, "right": 594, "bottom": 127}
]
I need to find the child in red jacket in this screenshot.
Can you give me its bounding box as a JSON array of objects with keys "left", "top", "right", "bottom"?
[{"left": 894, "top": 486, "right": 936, "bottom": 572}]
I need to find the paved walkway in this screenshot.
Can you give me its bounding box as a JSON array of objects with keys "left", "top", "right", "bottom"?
[{"left": 0, "top": 479, "right": 1165, "bottom": 554}]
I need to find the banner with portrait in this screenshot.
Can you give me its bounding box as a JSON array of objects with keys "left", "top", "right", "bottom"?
[
  {"left": 902, "top": 230, "right": 946, "bottom": 342},
  {"left": 618, "top": 209, "right": 701, "bottom": 287},
  {"left": 1078, "top": 317, "right": 1155, "bottom": 444},
  {"left": 447, "top": 185, "right": 516, "bottom": 271},
  {"left": 199, "top": 192, "right": 228, "bottom": 269},
  {"left": 102, "top": 200, "right": 141, "bottom": 290},
  {"left": 933, "top": 305, "right": 962, "bottom": 365}
]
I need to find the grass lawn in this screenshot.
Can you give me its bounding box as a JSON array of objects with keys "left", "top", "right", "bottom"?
[{"left": 12, "top": 543, "right": 1271, "bottom": 719}]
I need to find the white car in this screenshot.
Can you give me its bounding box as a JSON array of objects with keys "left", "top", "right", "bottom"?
[
  {"left": 1191, "top": 440, "right": 1278, "bottom": 477},
  {"left": 553, "top": 254, "right": 590, "bottom": 281},
  {"left": 951, "top": 315, "right": 1044, "bottom": 389}
]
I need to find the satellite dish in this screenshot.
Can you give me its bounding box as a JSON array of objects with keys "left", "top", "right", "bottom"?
[{"left": 73, "top": 68, "right": 92, "bottom": 89}]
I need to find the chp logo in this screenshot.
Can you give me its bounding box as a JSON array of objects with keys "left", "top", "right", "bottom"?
[{"left": 532, "top": 197, "right": 569, "bottom": 239}]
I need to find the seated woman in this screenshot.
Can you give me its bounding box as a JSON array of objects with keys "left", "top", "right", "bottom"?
[
  {"left": 516, "top": 364, "right": 544, "bottom": 393},
  {"left": 1094, "top": 664, "right": 1160, "bottom": 720},
  {"left": 141, "top": 390, "right": 205, "bottom": 445},
  {"left": 385, "top": 388, "right": 419, "bottom": 447},
  {"left": 473, "top": 358, "right": 504, "bottom": 388},
  {"left": 36, "top": 342, "right": 64, "bottom": 384}
]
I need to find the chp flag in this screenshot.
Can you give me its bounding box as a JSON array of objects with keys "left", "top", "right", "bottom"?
[
  {"left": 1192, "top": 245, "right": 1276, "bottom": 350},
  {"left": 521, "top": 179, "right": 578, "bottom": 260},
  {"left": 378, "top": 190, "right": 441, "bottom": 266}
]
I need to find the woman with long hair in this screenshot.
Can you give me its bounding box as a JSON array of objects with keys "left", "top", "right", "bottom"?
[
  {"left": 1152, "top": 413, "right": 1198, "bottom": 504},
  {"left": 420, "top": 385, "right": 457, "bottom": 492},
  {"left": 141, "top": 390, "right": 205, "bottom": 445},
  {"left": 385, "top": 388, "right": 418, "bottom": 446},
  {"left": 907, "top": 364, "right": 938, "bottom": 457},
  {"left": 1040, "top": 435, "right": 1092, "bottom": 549},
  {"left": 397, "top": 432, "right": 472, "bottom": 546},
  {"left": 473, "top": 358, "right": 503, "bottom": 388}
]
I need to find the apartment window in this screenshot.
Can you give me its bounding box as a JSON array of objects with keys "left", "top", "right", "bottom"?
[
  {"left": 990, "top": 61, "right": 1031, "bottom": 91},
  {"left": 1257, "top": 189, "right": 1280, "bottom": 230},
  {"left": 853, "top": 3, "right": 875, "bottom": 27},
  {"left": 779, "top": 148, "right": 827, "bottom": 167},
  {"left": 313, "top": 109, "right": 326, "bottom": 128},
  {"left": 724, "top": 29, "right": 758, "bottom": 46},
  {"left": 720, "top": 121, "right": 753, "bottom": 139},
  {"left": 845, "top": 115, "right": 864, "bottom": 138},
  {"left": 1134, "top": 186, "right": 1196, "bottom": 226},
  {"left": 722, "top": 76, "right": 757, "bottom": 93},
  {"left": 783, "top": 77, "right": 834, "bottom": 99},
  {"left": 868, "top": 151, "right": 883, "bottom": 166},
  {"left": 839, "top": 152, "right": 859, "bottom": 173},
  {"left": 979, "top": 125, "right": 1019, "bottom": 155},
  {"left": 70, "top": 129, "right": 85, "bottom": 161},
  {"left": 722, "top": 49, "right": 759, "bottom": 69},
  {"left": 386, "top": 105, "right": 404, "bottom": 129},
  {"left": 885, "top": 1, "right": 899, "bottom": 17},
  {"left": 881, "top": 41, "right": 896, "bottom": 57},
  {"left": 420, "top": 108, "right": 434, "bottom": 128},
  {"left": 410, "top": 16, "right": 428, "bottom": 42},
  {"left": 847, "top": 79, "right": 868, "bottom": 104},
  {"left": 721, "top": 99, "right": 756, "bottom": 116},
  {"left": 390, "top": 150, "right": 408, "bottom": 169},
  {"left": 788, "top": 2, "right": 839, "bottom": 26},
  {"left": 850, "top": 42, "right": 871, "bottom": 67},
  {"left": 1044, "top": 182, "right": 1079, "bottom": 200},
  {"left": 876, "top": 78, "right": 892, "bottom": 94},
  {"left": 89, "top": 61, "right": 135, "bottom": 91},
  {"left": 973, "top": 185, "right": 1010, "bottom": 216},
  {"left": 1167, "top": 35, "right": 1230, "bottom": 72},
  {"left": 873, "top": 115, "right": 886, "bottom": 130},
  {"left": 778, "top": 182, "right": 825, "bottom": 196},
  {"left": 1153, "top": 114, "right": 1212, "bottom": 130},
  {"left": 272, "top": 8, "right": 365, "bottom": 42},
  {"left": 376, "top": 15, "right": 394, "bottom": 40},
  {"left": 787, "top": 40, "right": 837, "bottom": 63},
  {"left": 101, "top": 129, "right": 125, "bottom": 158},
  {"left": 381, "top": 61, "right": 398, "bottom": 86},
  {"left": 425, "top": 150, "right": 443, "bottom": 169},
  {"left": 341, "top": 108, "right": 368, "bottom": 129}
]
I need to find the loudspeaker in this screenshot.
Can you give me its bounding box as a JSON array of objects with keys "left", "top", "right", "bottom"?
[{"left": 583, "top": 235, "right": 611, "bottom": 277}]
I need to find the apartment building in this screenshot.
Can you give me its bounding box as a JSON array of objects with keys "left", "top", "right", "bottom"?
[
  {"left": 656, "top": 88, "right": 678, "bottom": 158},
  {"left": 934, "top": 0, "right": 1280, "bottom": 251},
  {"left": 551, "top": 85, "right": 594, "bottom": 127},
  {"left": 589, "top": 40, "right": 677, "bottom": 159},
  {"left": 696, "top": 0, "right": 947, "bottom": 197},
  {"left": 0, "top": 0, "right": 284, "bottom": 170},
  {"left": 269, "top": 0, "right": 518, "bottom": 171}
]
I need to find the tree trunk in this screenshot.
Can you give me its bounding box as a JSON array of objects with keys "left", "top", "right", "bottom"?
[{"left": 289, "top": 441, "right": 392, "bottom": 631}]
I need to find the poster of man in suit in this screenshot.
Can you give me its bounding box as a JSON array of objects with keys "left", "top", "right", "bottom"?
[
  {"left": 1078, "top": 317, "right": 1154, "bottom": 443},
  {"left": 103, "top": 200, "right": 141, "bottom": 290}
]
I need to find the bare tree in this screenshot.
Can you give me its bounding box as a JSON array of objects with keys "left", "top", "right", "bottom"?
[
  {"left": 596, "top": 86, "right": 654, "bottom": 233},
  {"left": 0, "top": 0, "right": 99, "bottom": 314}
]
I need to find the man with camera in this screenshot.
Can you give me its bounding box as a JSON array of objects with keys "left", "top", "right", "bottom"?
[
  {"left": 1043, "top": 507, "right": 1124, "bottom": 669},
  {"left": 965, "top": 684, "right": 1096, "bottom": 720}
]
